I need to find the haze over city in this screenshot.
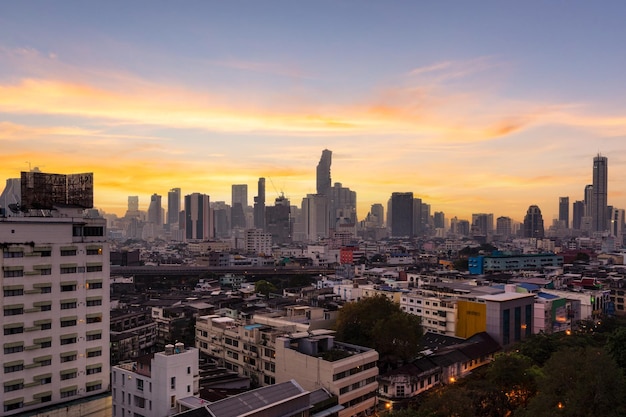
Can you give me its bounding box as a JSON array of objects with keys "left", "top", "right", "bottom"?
[{"left": 2, "top": 2, "right": 626, "bottom": 222}]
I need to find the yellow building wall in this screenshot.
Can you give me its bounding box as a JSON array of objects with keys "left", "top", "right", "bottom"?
[{"left": 456, "top": 301, "right": 487, "bottom": 338}]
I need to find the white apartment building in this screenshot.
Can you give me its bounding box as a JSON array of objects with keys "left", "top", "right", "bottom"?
[
  {"left": 111, "top": 343, "right": 199, "bottom": 417},
  {"left": 244, "top": 228, "right": 272, "bottom": 255},
  {"left": 1, "top": 208, "right": 110, "bottom": 415},
  {"left": 195, "top": 314, "right": 379, "bottom": 417},
  {"left": 400, "top": 291, "right": 457, "bottom": 335}
]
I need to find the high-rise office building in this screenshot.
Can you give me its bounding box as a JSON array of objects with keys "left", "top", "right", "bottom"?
[
  {"left": 266, "top": 195, "right": 291, "bottom": 245},
  {"left": 301, "top": 194, "right": 329, "bottom": 241},
  {"left": 211, "top": 201, "right": 231, "bottom": 238},
  {"left": 412, "top": 198, "right": 422, "bottom": 237},
  {"left": 370, "top": 204, "right": 384, "bottom": 228},
  {"left": 471, "top": 213, "right": 494, "bottom": 236},
  {"left": 128, "top": 196, "right": 139, "bottom": 212},
  {"left": 167, "top": 188, "right": 181, "bottom": 230},
  {"left": 231, "top": 184, "right": 248, "bottom": 229},
  {"left": 559, "top": 197, "right": 569, "bottom": 228},
  {"left": 523, "top": 205, "right": 545, "bottom": 238},
  {"left": 591, "top": 154, "right": 608, "bottom": 232},
  {"left": 329, "top": 182, "right": 357, "bottom": 228},
  {"left": 496, "top": 216, "right": 512, "bottom": 238},
  {"left": 391, "top": 192, "right": 414, "bottom": 238},
  {"left": 147, "top": 194, "right": 162, "bottom": 225},
  {"left": 572, "top": 200, "right": 585, "bottom": 230},
  {"left": 316, "top": 149, "right": 332, "bottom": 196},
  {"left": 433, "top": 211, "right": 445, "bottom": 230},
  {"left": 0, "top": 173, "right": 109, "bottom": 416},
  {"left": 184, "top": 193, "right": 211, "bottom": 240},
  {"left": 254, "top": 178, "right": 266, "bottom": 231},
  {"left": 610, "top": 207, "right": 625, "bottom": 238}
]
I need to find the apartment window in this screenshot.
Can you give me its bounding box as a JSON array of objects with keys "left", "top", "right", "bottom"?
[
  {"left": 4, "top": 289, "right": 23, "bottom": 297},
  {"left": 86, "top": 265, "right": 103, "bottom": 272},
  {"left": 87, "top": 332, "right": 102, "bottom": 341},
  {"left": 86, "top": 248, "right": 102, "bottom": 255},
  {"left": 88, "top": 281, "right": 103, "bottom": 289},
  {"left": 87, "top": 349, "right": 102, "bottom": 358},
  {"left": 40, "top": 395, "right": 52, "bottom": 403},
  {"left": 61, "top": 284, "right": 77, "bottom": 291},
  {"left": 87, "top": 366, "right": 102, "bottom": 375},
  {"left": 86, "top": 315, "right": 102, "bottom": 324},
  {"left": 40, "top": 269, "right": 52, "bottom": 275},
  {"left": 170, "top": 377, "right": 176, "bottom": 390},
  {"left": 136, "top": 379, "right": 144, "bottom": 391},
  {"left": 3, "top": 250, "right": 23, "bottom": 258},
  {"left": 40, "top": 377, "right": 52, "bottom": 384},
  {"left": 83, "top": 226, "right": 104, "bottom": 236},
  {"left": 3, "top": 401, "right": 23, "bottom": 412},
  {"left": 4, "top": 307, "right": 23, "bottom": 316},
  {"left": 86, "top": 383, "right": 102, "bottom": 392},
  {"left": 60, "top": 336, "right": 77, "bottom": 345},
  {"left": 170, "top": 395, "right": 176, "bottom": 408},
  {"left": 60, "top": 389, "right": 77, "bottom": 398},
  {"left": 40, "top": 340, "right": 52, "bottom": 348},
  {"left": 61, "top": 249, "right": 77, "bottom": 256},
  {"left": 187, "top": 366, "right": 191, "bottom": 375},
  {"left": 60, "top": 267, "right": 77, "bottom": 275},
  {"left": 4, "top": 345, "right": 24, "bottom": 354},
  {"left": 86, "top": 299, "right": 102, "bottom": 307},
  {"left": 61, "top": 354, "right": 77, "bottom": 363},
  {"left": 4, "top": 363, "right": 24, "bottom": 373},
  {"left": 396, "top": 385, "right": 405, "bottom": 397},
  {"left": 4, "top": 324, "right": 24, "bottom": 335},
  {"left": 61, "top": 302, "right": 77, "bottom": 310},
  {"left": 41, "top": 322, "right": 52, "bottom": 330},
  {"left": 3, "top": 270, "right": 23, "bottom": 278},
  {"left": 60, "top": 371, "right": 77, "bottom": 380},
  {"left": 4, "top": 382, "right": 23, "bottom": 392},
  {"left": 134, "top": 395, "right": 145, "bottom": 408},
  {"left": 61, "top": 319, "right": 77, "bottom": 327},
  {"left": 35, "top": 250, "right": 52, "bottom": 257},
  {"left": 40, "top": 285, "right": 52, "bottom": 293}
]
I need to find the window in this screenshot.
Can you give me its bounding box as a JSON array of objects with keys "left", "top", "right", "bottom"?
[
  {"left": 40, "top": 340, "right": 52, "bottom": 348},
  {"left": 87, "top": 350, "right": 102, "bottom": 358},
  {"left": 4, "top": 307, "right": 23, "bottom": 316},
  {"left": 87, "top": 366, "right": 102, "bottom": 375},
  {"left": 86, "top": 265, "right": 103, "bottom": 272},
  {"left": 40, "top": 285, "right": 52, "bottom": 293},
  {"left": 41, "top": 322, "right": 52, "bottom": 330},
  {"left": 40, "top": 377, "right": 52, "bottom": 385},
  {"left": 61, "top": 284, "right": 77, "bottom": 291},
  {"left": 61, "top": 302, "right": 77, "bottom": 310},
  {"left": 86, "top": 315, "right": 102, "bottom": 324},
  {"left": 61, "top": 337, "right": 77, "bottom": 345},
  {"left": 61, "top": 249, "right": 77, "bottom": 256},
  {"left": 3, "top": 401, "right": 23, "bottom": 412},
  {"left": 61, "top": 389, "right": 77, "bottom": 398},
  {"left": 4, "top": 382, "right": 23, "bottom": 392},
  {"left": 38, "top": 359, "right": 52, "bottom": 366},
  {"left": 4, "top": 289, "right": 23, "bottom": 297},
  {"left": 40, "top": 268, "right": 52, "bottom": 275},
  {"left": 134, "top": 395, "right": 145, "bottom": 408},
  {"left": 60, "top": 267, "right": 77, "bottom": 275},
  {"left": 35, "top": 250, "right": 52, "bottom": 257},
  {"left": 170, "top": 377, "right": 176, "bottom": 390},
  {"left": 4, "top": 364, "right": 24, "bottom": 373},
  {"left": 4, "top": 326, "right": 23, "bottom": 335},
  {"left": 3, "top": 250, "right": 23, "bottom": 258},
  {"left": 40, "top": 395, "right": 52, "bottom": 403},
  {"left": 61, "top": 319, "right": 77, "bottom": 327},
  {"left": 86, "top": 299, "right": 102, "bottom": 307},
  {"left": 187, "top": 367, "right": 191, "bottom": 375},
  {"left": 86, "top": 248, "right": 102, "bottom": 255},
  {"left": 3, "top": 270, "right": 23, "bottom": 278},
  {"left": 87, "top": 384, "right": 102, "bottom": 392},
  {"left": 4, "top": 345, "right": 23, "bottom": 354},
  {"left": 83, "top": 226, "right": 104, "bottom": 236},
  {"left": 60, "top": 372, "right": 77, "bottom": 380},
  {"left": 61, "top": 354, "right": 77, "bottom": 363},
  {"left": 88, "top": 282, "right": 103, "bottom": 290},
  {"left": 87, "top": 332, "right": 102, "bottom": 341}
]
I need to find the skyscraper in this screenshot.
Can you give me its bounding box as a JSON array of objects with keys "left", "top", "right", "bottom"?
[
  {"left": 391, "top": 192, "right": 413, "bottom": 238},
  {"left": 572, "top": 200, "right": 584, "bottom": 230},
  {"left": 185, "top": 193, "right": 211, "bottom": 240},
  {"left": 147, "top": 193, "right": 162, "bottom": 225},
  {"left": 301, "top": 194, "right": 329, "bottom": 241},
  {"left": 370, "top": 204, "right": 384, "bottom": 227},
  {"left": 316, "top": 149, "right": 332, "bottom": 196},
  {"left": 523, "top": 205, "right": 545, "bottom": 238},
  {"left": 254, "top": 178, "right": 266, "bottom": 231},
  {"left": 266, "top": 195, "right": 291, "bottom": 245},
  {"left": 471, "top": 213, "right": 494, "bottom": 236},
  {"left": 231, "top": 184, "right": 248, "bottom": 229},
  {"left": 559, "top": 196, "right": 569, "bottom": 228},
  {"left": 167, "top": 188, "right": 181, "bottom": 230},
  {"left": 496, "top": 216, "right": 512, "bottom": 238},
  {"left": 591, "top": 154, "right": 608, "bottom": 232}
]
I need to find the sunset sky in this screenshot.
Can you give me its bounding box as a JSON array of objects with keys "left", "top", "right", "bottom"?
[{"left": 2, "top": 1, "right": 626, "bottom": 223}]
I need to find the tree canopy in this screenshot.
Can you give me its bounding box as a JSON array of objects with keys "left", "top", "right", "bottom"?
[{"left": 334, "top": 295, "right": 422, "bottom": 369}]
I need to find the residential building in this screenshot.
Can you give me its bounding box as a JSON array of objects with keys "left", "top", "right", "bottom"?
[
  {"left": 301, "top": 194, "right": 329, "bottom": 242},
  {"left": 184, "top": 193, "right": 211, "bottom": 241},
  {"left": 111, "top": 343, "right": 199, "bottom": 417},
  {"left": 390, "top": 192, "right": 413, "bottom": 238},
  {"left": 244, "top": 228, "right": 272, "bottom": 255}
]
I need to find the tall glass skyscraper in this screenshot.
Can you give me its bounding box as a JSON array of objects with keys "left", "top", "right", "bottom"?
[
  {"left": 591, "top": 154, "right": 608, "bottom": 232},
  {"left": 316, "top": 149, "right": 332, "bottom": 196}
]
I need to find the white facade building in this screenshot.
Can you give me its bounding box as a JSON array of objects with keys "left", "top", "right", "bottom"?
[
  {"left": 244, "top": 228, "right": 272, "bottom": 255},
  {"left": 1, "top": 208, "right": 110, "bottom": 415},
  {"left": 111, "top": 343, "right": 199, "bottom": 417}
]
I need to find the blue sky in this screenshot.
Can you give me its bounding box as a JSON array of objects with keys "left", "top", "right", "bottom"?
[{"left": 1, "top": 1, "right": 626, "bottom": 222}]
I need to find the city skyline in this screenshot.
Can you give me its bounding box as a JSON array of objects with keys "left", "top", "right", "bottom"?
[{"left": 2, "top": 2, "right": 626, "bottom": 222}]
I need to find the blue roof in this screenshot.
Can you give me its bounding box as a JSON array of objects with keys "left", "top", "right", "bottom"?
[
  {"left": 517, "top": 283, "right": 540, "bottom": 292},
  {"left": 243, "top": 324, "right": 263, "bottom": 330},
  {"left": 537, "top": 292, "right": 560, "bottom": 300}
]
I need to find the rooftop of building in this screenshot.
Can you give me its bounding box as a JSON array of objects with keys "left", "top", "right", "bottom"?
[{"left": 478, "top": 292, "right": 536, "bottom": 302}]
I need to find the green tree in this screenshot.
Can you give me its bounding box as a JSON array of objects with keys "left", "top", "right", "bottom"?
[
  {"left": 485, "top": 352, "right": 538, "bottom": 412},
  {"left": 334, "top": 295, "right": 422, "bottom": 368},
  {"left": 413, "top": 385, "right": 476, "bottom": 417},
  {"left": 254, "top": 280, "right": 277, "bottom": 297},
  {"left": 517, "top": 333, "right": 556, "bottom": 366},
  {"left": 606, "top": 326, "right": 626, "bottom": 370},
  {"left": 520, "top": 346, "right": 626, "bottom": 417}
]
